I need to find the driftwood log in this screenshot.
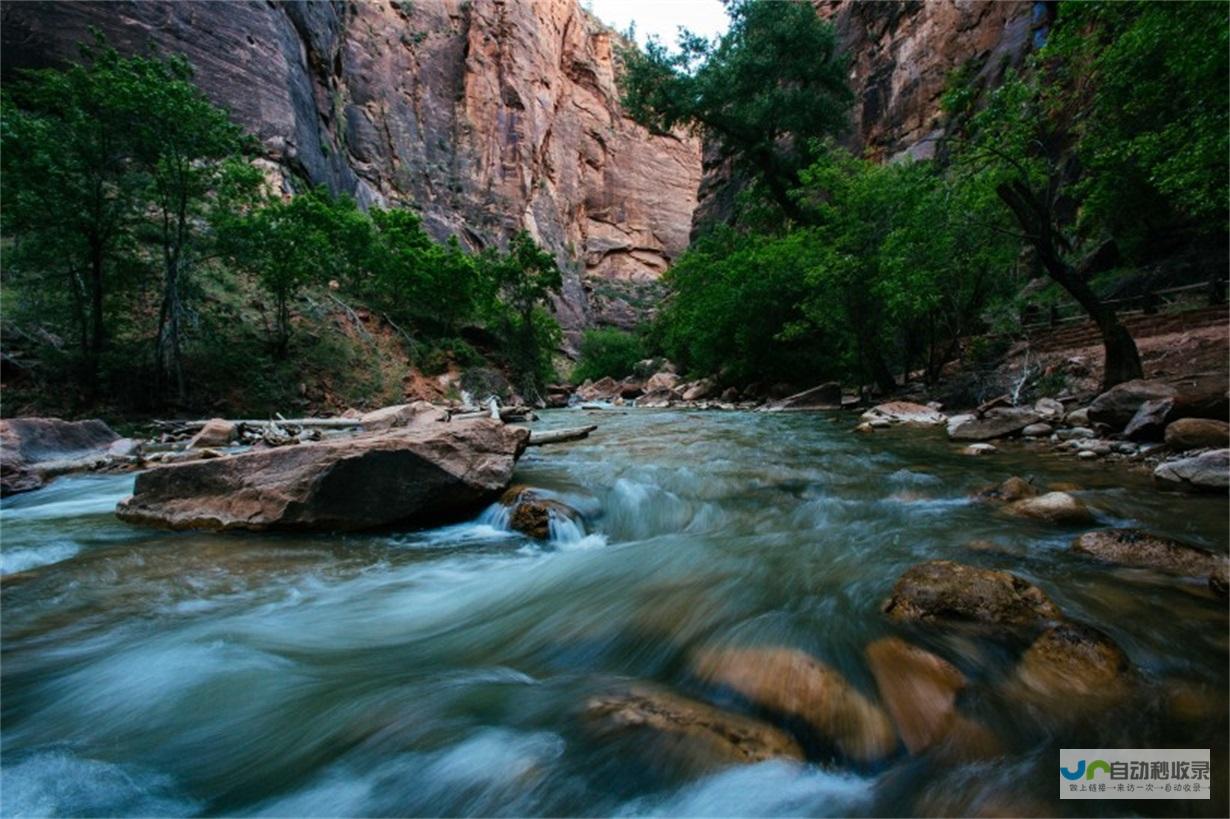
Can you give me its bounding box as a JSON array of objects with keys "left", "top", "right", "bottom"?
[{"left": 525, "top": 425, "right": 597, "bottom": 446}]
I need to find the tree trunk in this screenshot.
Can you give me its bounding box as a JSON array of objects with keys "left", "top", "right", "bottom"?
[
  {"left": 83, "top": 239, "right": 106, "bottom": 399},
  {"left": 994, "top": 180, "right": 1143, "bottom": 391}
]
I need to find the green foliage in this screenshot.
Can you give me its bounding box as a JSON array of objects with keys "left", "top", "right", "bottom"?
[
  {"left": 619, "top": 0, "right": 851, "bottom": 223},
  {"left": 657, "top": 227, "right": 826, "bottom": 384},
  {"left": 359, "top": 208, "right": 480, "bottom": 337},
  {"left": 571, "top": 328, "right": 645, "bottom": 383},
  {"left": 0, "top": 33, "right": 253, "bottom": 402},
  {"left": 658, "top": 146, "right": 1017, "bottom": 388},
  {"left": 476, "top": 231, "right": 563, "bottom": 398},
  {"left": 1, "top": 34, "right": 564, "bottom": 415},
  {"left": 217, "top": 188, "right": 369, "bottom": 357},
  {"left": 1046, "top": 1, "right": 1229, "bottom": 246}
]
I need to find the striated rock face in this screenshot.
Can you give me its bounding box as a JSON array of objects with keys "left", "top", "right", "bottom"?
[
  {"left": 815, "top": 0, "right": 1038, "bottom": 162},
  {"left": 1, "top": 0, "right": 701, "bottom": 336},
  {"left": 693, "top": 0, "right": 1040, "bottom": 231}
]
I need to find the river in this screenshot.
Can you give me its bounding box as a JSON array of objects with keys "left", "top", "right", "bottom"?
[{"left": 2, "top": 409, "right": 1227, "bottom": 817}]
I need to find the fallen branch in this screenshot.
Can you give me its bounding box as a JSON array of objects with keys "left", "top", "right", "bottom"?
[
  {"left": 525, "top": 425, "right": 597, "bottom": 446},
  {"left": 154, "top": 418, "right": 362, "bottom": 432}
]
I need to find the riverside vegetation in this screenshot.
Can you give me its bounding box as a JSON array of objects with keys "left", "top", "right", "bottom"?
[{"left": 1, "top": 37, "right": 564, "bottom": 417}]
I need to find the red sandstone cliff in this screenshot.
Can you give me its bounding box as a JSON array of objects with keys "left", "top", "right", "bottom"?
[{"left": 1, "top": 0, "right": 701, "bottom": 335}]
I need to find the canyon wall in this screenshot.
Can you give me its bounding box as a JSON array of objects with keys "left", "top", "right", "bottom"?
[
  {"left": 0, "top": 0, "right": 702, "bottom": 336},
  {"left": 693, "top": 0, "right": 1044, "bottom": 232}
]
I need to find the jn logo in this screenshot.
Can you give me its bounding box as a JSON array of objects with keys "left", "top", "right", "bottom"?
[{"left": 1060, "top": 760, "right": 1111, "bottom": 781}]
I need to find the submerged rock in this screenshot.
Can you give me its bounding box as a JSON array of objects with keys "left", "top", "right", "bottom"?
[
  {"left": 1153, "top": 448, "right": 1230, "bottom": 491},
  {"left": 500, "top": 486, "right": 584, "bottom": 540},
  {"left": 883, "top": 560, "right": 1062, "bottom": 627},
  {"left": 1072, "top": 528, "right": 1228, "bottom": 582},
  {"left": 862, "top": 401, "right": 946, "bottom": 426},
  {"left": 583, "top": 686, "right": 804, "bottom": 772},
  {"left": 1005, "top": 491, "right": 1093, "bottom": 525},
  {"left": 0, "top": 417, "right": 120, "bottom": 496},
  {"left": 1164, "top": 418, "right": 1230, "bottom": 451},
  {"left": 690, "top": 646, "right": 897, "bottom": 763},
  {"left": 865, "top": 637, "right": 965, "bottom": 754},
  {"left": 1005, "top": 622, "right": 1133, "bottom": 713},
  {"left": 116, "top": 419, "right": 528, "bottom": 531},
  {"left": 978, "top": 476, "right": 1037, "bottom": 503}
]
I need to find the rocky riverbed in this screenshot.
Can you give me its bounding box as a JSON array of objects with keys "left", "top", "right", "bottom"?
[{"left": 1, "top": 408, "right": 1226, "bottom": 816}]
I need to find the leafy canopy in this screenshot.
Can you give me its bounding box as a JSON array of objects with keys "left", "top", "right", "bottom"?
[{"left": 619, "top": 0, "right": 851, "bottom": 222}]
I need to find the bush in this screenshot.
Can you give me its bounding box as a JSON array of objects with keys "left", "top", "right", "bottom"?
[{"left": 571, "top": 328, "right": 645, "bottom": 383}]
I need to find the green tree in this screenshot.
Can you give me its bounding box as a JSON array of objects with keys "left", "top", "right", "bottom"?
[
  {"left": 218, "top": 189, "right": 369, "bottom": 358},
  {"left": 619, "top": 0, "right": 851, "bottom": 224},
  {"left": 478, "top": 232, "right": 563, "bottom": 398},
  {"left": 656, "top": 227, "right": 827, "bottom": 385},
  {"left": 0, "top": 38, "right": 148, "bottom": 397},
  {"left": 124, "top": 53, "right": 250, "bottom": 398},
  {"left": 949, "top": 1, "right": 1226, "bottom": 389},
  {"left": 572, "top": 328, "right": 645, "bottom": 383},
  {"left": 361, "top": 208, "right": 480, "bottom": 338}
]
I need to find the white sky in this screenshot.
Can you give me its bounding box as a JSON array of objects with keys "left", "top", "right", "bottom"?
[{"left": 586, "top": 0, "right": 730, "bottom": 48}]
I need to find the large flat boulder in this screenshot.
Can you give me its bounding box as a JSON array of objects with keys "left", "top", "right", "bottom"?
[
  {"left": 0, "top": 417, "right": 120, "bottom": 496},
  {"left": 116, "top": 419, "right": 529, "bottom": 531},
  {"left": 947, "top": 408, "right": 1041, "bottom": 441},
  {"left": 883, "top": 560, "right": 1063, "bottom": 627},
  {"left": 1153, "top": 449, "right": 1230, "bottom": 491},
  {"left": 1086, "top": 379, "right": 1176, "bottom": 429}
]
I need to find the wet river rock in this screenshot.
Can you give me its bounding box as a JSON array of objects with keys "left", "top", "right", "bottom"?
[
  {"left": 501, "top": 485, "right": 584, "bottom": 540},
  {"left": 116, "top": 419, "right": 529, "bottom": 531},
  {"left": 583, "top": 686, "right": 804, "bottom": 772},
  {"left": 1005, "top": 622, "right": 1134, "bottom": 715},
  {"left": 864, "top": 637, "right": 965, "bottom": 754},
  {"left": 0, "top": 417, "right": 121, "bottom": 496},
  {"left": 690, "top": 646, "right": 897, "bottom": 763},
  {"left": 1072, "top": 528, "right": 1228, "bottom": 583},
  {"left": 1004, "top": 491, "right": 1093, "bottom": 525},
  {"left": 883, "top": 560, "right": 1063, "bottom": 628}
]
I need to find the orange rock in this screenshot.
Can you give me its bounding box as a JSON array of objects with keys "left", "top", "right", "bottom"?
[
  {"left": 691, "top": 646, "right": 897, "bottom": 763},
  {"left": 865, "top": 637, "right": 964, "bottom": 753}
]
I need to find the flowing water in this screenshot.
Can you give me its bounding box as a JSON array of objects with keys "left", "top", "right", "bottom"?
[{"left": 2, "top": 410, "right": 1227, "bottom": 817}]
